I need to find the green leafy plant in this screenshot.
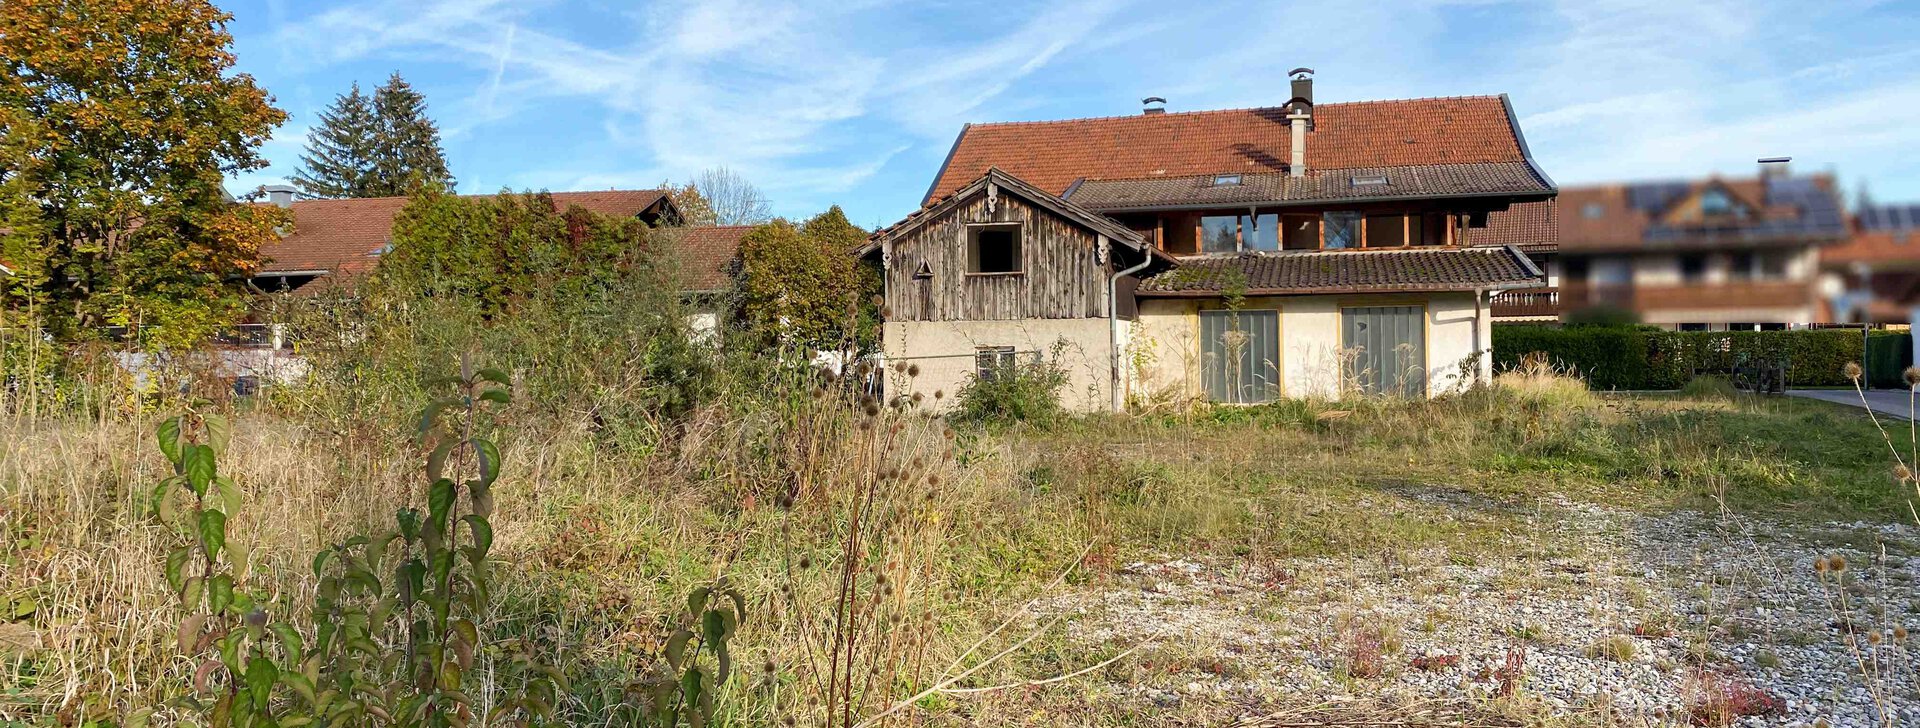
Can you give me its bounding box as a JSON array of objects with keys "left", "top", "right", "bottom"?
[
  {"left": 951, "top": 346, "right": 1069, "bottom": 426},
  {"left": 150, "top": 358, "right": 562, "bottom": 727},
  {"left": 621, "top": 576, "right": 749, "bottom": 728}
]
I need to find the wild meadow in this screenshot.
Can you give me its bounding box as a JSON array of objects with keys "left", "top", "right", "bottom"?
[{"left": 4, "top": 298, "right": 1917, "bottom": 726}]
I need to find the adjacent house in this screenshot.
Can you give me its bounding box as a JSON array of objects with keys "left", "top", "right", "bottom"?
[
  {"left": 240, "top": 185, "right": 746, "bottom": 343},
  {"left": 1478, "top": 200, "right": 1560, "bottom": 321},
  {"left": 1820, "top": 203, "right": 1920, "bottom": 326},
  {"left": 1553, "top": 170, "right": 1847, "bottom": 330},
  {"left": 863, "top": 71, "right": 1555, "bottom": 410}
]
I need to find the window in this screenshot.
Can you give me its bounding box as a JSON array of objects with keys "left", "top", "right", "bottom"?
[
  {"left": 1757, "top": 252, "right": 1789, "bottom": 279},
  {"left": 1679, "top": 323, "right": 1709, "bottom": 332},
  {"left": 967, "top": 224, "right": 1022, "bottom": 274},
  {"left": 1200, "top": 216, "right": 1238, "bottom": 254},
  {"left": 1212, "top": 174, "right": 1243, "bottom": 186},
  {"left": 1582, "top": 202, "right": 1605, "bottom": 219},
  {"left": 1364, "top": 214, "right": 1422, "bottom": 247},
  {"left": 975, "top": 346, "right": 1017, "bottom": 381},
  {"left": 1350, "top": 175, "right": 1389, "bottom": 187},
  {"left": 1240, "top": 213, "right": 1279, "bottom": 251},
  {"left": 1700, "top": 188, "right": 1734, "bottom": 216},
  {"left": 1323, "top": 212, "right": 1362, "bottom": 249},
  {"left": 1679, "top": 254, "right": 1706, "bottom": 283},
  {"left": 1283, "top": 215, "right": 1321, "bottom": 250},
  {"left": 1729, "top": 251, "right": 1755, "bottom": 281},
  {"left": 1564, "top": 257, "right": 1590, "bottom": 283}
]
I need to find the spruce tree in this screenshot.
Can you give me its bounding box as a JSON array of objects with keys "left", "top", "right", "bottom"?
[
  {"left": 370, "top": 72, "right": 454, "bottom": 196},
  {"left": 291, "top": 83, "right": 378, "bottom": 199}
]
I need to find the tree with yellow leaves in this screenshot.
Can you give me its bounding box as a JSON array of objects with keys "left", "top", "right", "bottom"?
[{"left": 0, "top": 0, "right": 289, "bottom": 348}]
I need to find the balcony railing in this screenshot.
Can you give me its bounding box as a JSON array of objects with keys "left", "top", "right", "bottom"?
[
  {"left": 1559, "top": 280, "right": 1816, "bottom": 312},
  {"left": 1491, "top": 287, "right": 1558, "bottom": 318}
]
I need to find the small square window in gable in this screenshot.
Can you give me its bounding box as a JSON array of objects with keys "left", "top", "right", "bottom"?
[{"left": 968, "top": 224, "right": 1023, "bottom": 274}]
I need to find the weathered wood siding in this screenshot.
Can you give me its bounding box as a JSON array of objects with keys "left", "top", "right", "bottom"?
[{"left": 885, "top": 191, "right": 1110, "bottom": 321}]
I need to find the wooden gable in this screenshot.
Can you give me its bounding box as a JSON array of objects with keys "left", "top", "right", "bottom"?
[{"left": 881, "top": 183, "right": 1117, "bottom": 322}]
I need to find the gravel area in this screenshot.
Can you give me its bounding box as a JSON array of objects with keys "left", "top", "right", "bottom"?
[{"left": 1041, "top": 489, "right": 1920, "bottom": 727}]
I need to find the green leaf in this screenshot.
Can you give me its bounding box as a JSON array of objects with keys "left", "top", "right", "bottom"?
[
  {"left": 461, "top": 514, "right": 493, "bottom": 560},
  {"left": 428, "top": 479, "right": 456, "bottom": 528},
  {"left": 176, "top": 613, "right": 208, "bottom": 654},
  {"left": 665, "top": 629, "right": 692, "bottom": 670},
  {"left": 715, "top": 643, "right": 731, "bottom": 685},
  {"left": 272, "top": 622, "right": 304, "bottom": 662},
  {"left": 687, "top": 586, "right": 711, "bottom": 618},
  {"left": 425, "top": 438, "right": 455, "bottom": 483},
  {"left": 680, "top": 668, "right": 705, "bottom": 721},
  {"left": 476, "top": 367, "right": 510, "bottom": 386},
  {"left": 246, "top": 656, "right": 277, "bottom": 707},
  {"left": 416, "top": 398, "right": 457, "bottom": 438},
  {"left": 199, "top": 509, "right": 227, "bottom": 562},
  {"left": 472, "top": 438, "right": 501, "bottom": 486},
  {"left": 157, "top": 417, "right": 184, "bottom": 465},
  {"left": 203, "top": 414, "right": 232, "bottom": 455},
  {"left": 209, "top": 574, "right": 234, "bottom": 615},
  {"left": 166, "top": 546, "right": 192, "bottom": 593},
  {"left": 214, "top": 476, "right": 242, "bottom": 517},
  {"left": 702, "top": 609, "right": 725, "bottom": 647},
  {"left": 180, "top": 576, "right": 205, "bottom": 610},
  {"left": 185, "top": 445, "right": 216, "bottom": 496},
  {"left": 726, "top": 588, "right": 748, "bottom": 628},
  {"left": 478, "top": 388, "right": 511, "bottom": 405},
  {"left": 311, "top": 548, "right": 334, "bottom": 578}
]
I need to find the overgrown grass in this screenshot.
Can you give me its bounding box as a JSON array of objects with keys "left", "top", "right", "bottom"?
[{"left": 3, "top": 342, "right": 1910, "bottom": 724}]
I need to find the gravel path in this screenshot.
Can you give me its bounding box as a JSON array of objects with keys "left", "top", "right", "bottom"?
[{"left": 1041, "top": 489, "right": 1920, "bottom": 727}]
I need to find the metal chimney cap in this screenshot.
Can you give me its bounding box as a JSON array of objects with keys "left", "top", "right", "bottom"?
[
  {"left": 1289, "top": 67, "right": 1315, "bottom": 78},
  {"left": 1142, "top": 96, "right": 1166, "bottom": 105},
  {"left": 1758, "top": 156, "right": 1792, "bottom": 164}
]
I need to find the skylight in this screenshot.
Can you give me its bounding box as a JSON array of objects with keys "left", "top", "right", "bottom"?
[
  {"left": 1350, "top": 175, "right": 1389, "bottom": 187},
  {"left": 1212, "top": 174, "right": 1243, "bottom": 186}
]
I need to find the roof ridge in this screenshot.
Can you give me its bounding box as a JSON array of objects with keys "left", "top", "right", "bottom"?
[
  {"left": 1077, "top": 160, "right": 1535, "bottom": 183},
  {"left": 287, "top": 189, "right": 666, "bottom": 205},
  {"left": 963, "top": 95, "right": 1508, "bottom": 129}
]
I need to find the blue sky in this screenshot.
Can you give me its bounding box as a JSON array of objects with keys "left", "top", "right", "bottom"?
[{"left": 224, "top": 0, "right": 1920, "bottom": 227}]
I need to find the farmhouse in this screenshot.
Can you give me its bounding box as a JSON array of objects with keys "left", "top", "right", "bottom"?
[{"left": 863, "top": 70, "right": 1555, "bottom": 410}]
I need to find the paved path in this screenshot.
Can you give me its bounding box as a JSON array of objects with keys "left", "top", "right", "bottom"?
[{"left": 1789, "top": 388, "right": 1916, "bottom": 420}]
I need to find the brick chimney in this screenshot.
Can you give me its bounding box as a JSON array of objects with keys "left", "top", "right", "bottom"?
[{"left": 1286, "top": 68, "right": 1314, "bottom": 177}]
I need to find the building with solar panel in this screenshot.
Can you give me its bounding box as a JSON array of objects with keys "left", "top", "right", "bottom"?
[{"left": 1552, "top": 167, "right": 1849, "bottom": 330}]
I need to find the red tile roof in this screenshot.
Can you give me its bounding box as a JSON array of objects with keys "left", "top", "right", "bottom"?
[
  {"left": 1823, "top": 229, "right": 1920, "bottom": 268},
  {"left": 670, "top": 225, "right": 754, "bottom": 291},
  {"left": 1473, "top": 200, "right": 1557, "bottom": 252},
  {"left": 257, "top": 189, "right": 671, "bottom": 276},
  {"left": 927, "top": 96, "right": 1533, "bottom": 202},
  {"left": 1137, "top": 247, "right": 1542, "bottom": 296},
  {"left": 1556, "top": 176, "right": 1845, "bottom": 253}
]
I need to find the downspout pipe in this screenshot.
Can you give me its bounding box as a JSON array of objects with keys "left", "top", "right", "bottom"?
[{"left": 1109, "top": 241, "right": 1154, "bottom": 412}]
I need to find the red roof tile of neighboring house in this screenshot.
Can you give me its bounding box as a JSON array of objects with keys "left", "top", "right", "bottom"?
[
  {"left": 1556, "top": 176, "right": 1845, "bottom": 253},
  {"left": 927, "top": 96, "right": 1537, "bottom": 202},
  {"left": 1823, "top": 229, "right": 1920, "bottom": 268},
  {"left": 671, "top": 225, "right": 754, "bottom": 292},
  {"left": 1473, "top": 200, "right": 1557, "bottom": 252},
  {"left": 257, "top": 190, "right": 673, "bottom": 276}
]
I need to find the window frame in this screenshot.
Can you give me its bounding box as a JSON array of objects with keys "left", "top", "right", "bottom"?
[
  {"left": 1323, "top": 211, "right": 1363, "bottom": 249},
  {"left": 1199, "top": 215, "right": 1239, "bottom": 254},
  {"left": 974, "top": 346, "right": 1018, "bottom": 381},
  {"left": 966, "top": 222, "right": 1025, "bottom": 276}
]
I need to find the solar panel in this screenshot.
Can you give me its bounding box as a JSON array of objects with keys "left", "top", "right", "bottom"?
[
  {"left": 1860, "top": 205, "right": 1920, "bottom": 231},
  {"left": 1625, "top": 182, "right": 1692, "bottom": 213}
]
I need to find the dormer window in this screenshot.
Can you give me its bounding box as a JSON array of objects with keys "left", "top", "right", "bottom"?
[
  {"left": 1350, "top": 175, "right": 1389, "bottom": 187},
  {"left": 1212, "top": 174, "right": 1243, "bottom": 187},
  {"left": 1582, "top": 202, "right": 1605, "bottom": 219},
  {"left": 1701, "top": 189, "right": 1732, "bottom": 215}
]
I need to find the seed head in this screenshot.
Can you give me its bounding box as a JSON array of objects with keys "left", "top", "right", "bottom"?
[
  {"left": 934, "top": 389, "right": 945, "bottom": 400},
  {"left": 1870, "top": 630, "right": 1885, "bottom": 645},
  {"left": 798, "top": 555, "right": 812, "bottom": 569},
  {"left": 1815, "top": 556, "right": 1831, "bottom": 574},
  {"left": 864, "top": 403, "right": 881, "bottom": 418},
  {"left": 1905, "top": 367, "right": 1920, "bottom": 387},
  {"left": 881, "top": 305, "right": 894, "bottom": 319},
  {"left": 870, "top": 294, "right": 885, "bottom": 307},
  {"left": 1899, "top": 463, "right": 1914, "bottom": 482},
  {"left": 1846, "top": 362, "right": 1864, "bottom": 381},
  {"left": 1897, "top": 625, "right": 1910, "bottom": 642},
  {"left": 1833, "top": 555, "right": 1849, "bottom": 571},
  {"left": 907, "top": 364, "right": 921, "bottom": 377},
  {"left": 926, "top": 474, "right": 941, "bottom": 487}
]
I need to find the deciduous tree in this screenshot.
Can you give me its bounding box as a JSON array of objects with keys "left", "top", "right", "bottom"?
[
  {"left": 693, "top": 167, "right": 772, "bottom": 225},
  {"left": 730, "top": 206, "right": 879, "bottom": 352},
  {"left": 0, "top": 0, "right": 289, "bottom": 345}
]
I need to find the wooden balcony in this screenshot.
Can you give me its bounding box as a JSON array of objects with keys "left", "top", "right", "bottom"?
[
  {"left": 1491, "top": 287, "right": 1558, "bottom": 318},
  {"left": 1560, "top": 280, "right": 1816, "bottom": 312}
]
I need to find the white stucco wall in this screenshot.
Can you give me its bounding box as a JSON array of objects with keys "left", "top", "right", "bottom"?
[
  {"left": 882, "top": 318, "right": 1114, "bottom": 412},
  {"left": 1130, "top": 291, "right": 1489, "bottom": 403}
]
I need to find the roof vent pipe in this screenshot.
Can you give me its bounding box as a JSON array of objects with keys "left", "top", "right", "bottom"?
[{"left": 1142, "top": 96, "right": 1166, "bottom": 115}]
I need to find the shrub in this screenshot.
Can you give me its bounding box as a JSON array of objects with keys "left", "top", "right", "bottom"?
[
  {"left": 951, "top": 349, "right": 1069, "bottom": 425},
  {"left": 1493, "top": 326, "right": 1875, "bottom": 390}
]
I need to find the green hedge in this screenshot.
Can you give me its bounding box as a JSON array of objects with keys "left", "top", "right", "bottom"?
[{"left": 1492, "top": 326, "right": 1903, "bottom": 390}]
